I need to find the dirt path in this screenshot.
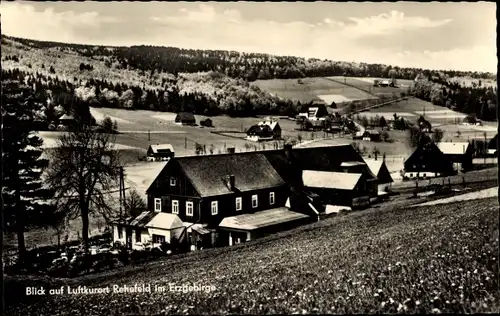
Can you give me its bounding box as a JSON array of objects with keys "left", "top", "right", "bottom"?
[{"left": 413, "top": 186, "right": 498, "bottom": 207}]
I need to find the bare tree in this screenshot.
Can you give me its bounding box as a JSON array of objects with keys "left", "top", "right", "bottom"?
[
  {"left": 124, "top": 188, "right": 147, "bottom": 218},
  {"left": 45, "top": 124, "right": 121, "bottom": 254}
]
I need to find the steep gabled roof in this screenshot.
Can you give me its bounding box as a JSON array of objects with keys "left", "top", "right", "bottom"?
[
  {"left": 303, "top": 170, "right": 362, "bottom": 190},
  {"left": 437, "top": 142, "right": 470, "bottom": 155},
  {"left": 59, "top": 114, "right": 74, "bottom": 120},
  {"left": 258, "top": 120, "right": 280, "bottom": 131},
  {"left": 149, "top": 144, "right": 175, "bottom": 154},
  {"left": 175, "top": 153, "right": 286, "bottom": 197},
  {"left": 364, "top": 159, "right": 393, "bottom": 184}
]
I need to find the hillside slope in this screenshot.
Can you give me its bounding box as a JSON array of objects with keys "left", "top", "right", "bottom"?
[{"left": 5, "top": 197, "right": 498, "bottom": 315}]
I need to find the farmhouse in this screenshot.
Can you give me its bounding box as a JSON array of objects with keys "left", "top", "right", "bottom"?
[
  {"left": 488, "top": 134, "right": 497, "bottom": 155},
  {"left": 146, "top": 153, "right": 290, "bottom": 246},
  {"left": 302, "top": 170, "right": 371, "bottom": 209},
  {"left": 147, "top": 144, "right": 175, "bottom": 161},
  {"left": 404, "top": 141, "right": 455, "bottom": 179},
  {"left": 258, "top": 120, "right": 282, "bottom": 140},
  {"left": 297, "top": 103, "right": 328, "bottom": 119},
  {"left": 112, "top": 211, "right": 185, "bottom": 250},
  {"left": 437, "top": 142, "right": 473, "bottom": 172},
  {"left": 362, "top": 129, "right": 381, "bottom": 142},
  {"left": 364, "top": 158, "right": 394, "bottom": 193},
  {"left": 246, "top": 124, "right": 274, "bottom": 142},
  {"left": 175, "top": 112, "right": 196, "bottom": 125}
]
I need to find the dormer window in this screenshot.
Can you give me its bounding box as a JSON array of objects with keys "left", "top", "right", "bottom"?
[{"left": 170, "top": 177, "right": 176, "bottom": 186}]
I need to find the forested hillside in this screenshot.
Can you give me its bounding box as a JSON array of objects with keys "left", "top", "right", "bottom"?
[{"left": 1, "top": 35, "right": 497, "bottom": 123}]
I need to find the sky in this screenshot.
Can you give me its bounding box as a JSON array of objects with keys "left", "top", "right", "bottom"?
[{"left": 1, "top": 1, "right": 497, "bottom": 73}]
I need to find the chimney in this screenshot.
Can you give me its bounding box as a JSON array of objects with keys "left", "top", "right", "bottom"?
[
  {"left": 225, "top": 175, "right": 235, "bottom": 191},
  {"left": 227, "top": 147, "right": 235, "bottom": 154}
]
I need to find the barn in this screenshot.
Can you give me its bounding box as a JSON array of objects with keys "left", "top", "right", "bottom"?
[
  {"left": 175, "top": 112, "right": 196, "bottom": 125},
  {"left": 362, "top": 130, "right": 381, "bottom": 142},
  {"left": 302, "top": 170, "right": 371, "bottom": 209}
]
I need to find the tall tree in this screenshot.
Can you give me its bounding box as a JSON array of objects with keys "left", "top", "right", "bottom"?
[
  {"left": 2, "top": 79, "right": 54, "bottom": 263},
  {"left": 45, "top": 122, "right": 121, "bottom": 253}
]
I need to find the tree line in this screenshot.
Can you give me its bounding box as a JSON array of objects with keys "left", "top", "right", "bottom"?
[{"left": 5, "top": 35, "right": 495, "bottom": 82}]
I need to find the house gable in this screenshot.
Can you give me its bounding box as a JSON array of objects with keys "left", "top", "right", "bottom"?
[{"left": 405, "top": 142, "right": 454, "bottom": 174}]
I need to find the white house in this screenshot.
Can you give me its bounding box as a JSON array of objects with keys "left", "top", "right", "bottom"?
[{"left": 113, "top": 211, "right": 185, "bottom": 250}]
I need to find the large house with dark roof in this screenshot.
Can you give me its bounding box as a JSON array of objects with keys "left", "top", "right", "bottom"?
[
  {"left": 138, "top": 143, "right": 379, "bottom": 248},
  {"left": 404, "top": 141, "right": 455, "bottom": 179}
]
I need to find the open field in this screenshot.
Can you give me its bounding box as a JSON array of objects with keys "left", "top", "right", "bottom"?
[
  {"left": 326, "top": 76, "right": 414, "bottom": 97},
  {"left": 253, "top": 77, "right": 374, "bottom": 104},
  {"left": 5, "top": 197, "right": 498, "bottom": 315}
]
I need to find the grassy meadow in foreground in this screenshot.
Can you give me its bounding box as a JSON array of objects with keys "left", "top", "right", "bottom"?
[{"left": 5, "top": 197, "right": 498, "bottom": 315}]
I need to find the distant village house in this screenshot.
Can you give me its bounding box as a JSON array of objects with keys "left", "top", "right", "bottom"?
[
  {"left": 147, "top": 144, "right": 175, "bottom": 161},
  {"left": 175, "top": 112, "right": 196, "bottom": 126}
]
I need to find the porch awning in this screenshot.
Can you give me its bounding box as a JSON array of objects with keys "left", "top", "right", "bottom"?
[{"left": 219, "top": 207, "right": 309, "bottom": 231}]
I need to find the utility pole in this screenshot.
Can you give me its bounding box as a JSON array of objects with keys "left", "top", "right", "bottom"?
[
  {"left": 185, "top": 137, "right": 187, "bottom": 149},
  {"left": 148, "top": 130, "right": 150, "bottom": 142}
]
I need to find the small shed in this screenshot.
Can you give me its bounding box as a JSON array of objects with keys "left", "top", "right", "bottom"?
[
  {"left": 200, "top": 118, "right": 213, "bottom": 127},
  {"left": 147, "top": 144, "right": 175, "bottom": 161},
  {"left": 362, "top": 130, "right": 381, "bottom": 142},
  {"left": 175, "top": 112, "right": 196, "bottom": 125}
]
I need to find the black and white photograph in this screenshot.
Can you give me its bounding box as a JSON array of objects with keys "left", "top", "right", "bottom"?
[{"left": 1, "top": 1, "right": 498, "bottom": 315}]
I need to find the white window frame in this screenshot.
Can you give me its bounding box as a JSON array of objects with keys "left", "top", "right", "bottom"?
[
  {"left": 211, "top": 201, "right": 218, "bottom": 215},
  {"left": 172, "top": 200, "right": 179, "bottom": 214},
  {"left": 186, "top": 201, "right": 194, "bottom": 216},
  {"left": 170, "top": 177, "right": 176, "bottom": 186},
  {"left": 154, "top": 198, "right": 162, "bottom": 212},
  {"left": 252, "top": 195, "right": 258, "bottom": 208},
  {"left": 235, "top": 197, "right": 242, "bottom": 211},
  {"left": 269, "top": 192, "right": 275, "bottom": 205}
]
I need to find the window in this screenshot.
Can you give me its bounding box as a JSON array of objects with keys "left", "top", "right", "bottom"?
[
  {"left": 186, "top": 201, "right": 194, "bottom": 216},
  {"left": 252, "top": 195, "right": 258, "bottom": 208},
  {"left": 135, "top": 229, "right": 141, "bottom": 242},
  {"left": 118, "top": 226, "right": 123, "bottom": 239},
  {"left": 152, "top": 234, "right": 165, "bottom": 244},
  {"left": 172, "top": 200, "right": 179, "bottom": 214},
  {"left": 211, "top": 201, "right": 218, "bottom": 215},
  {"left": 170, "top": 177, "right": 176, "bottom": 186},
  {"left": 235, "top": 197, "right": 242, "bottom": 211},
  {"left": 154, "top": 198, "right": 162, "bottom": 212},
  {"left": 269, "top": 192, "right": 275, "bottom": 205}
]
